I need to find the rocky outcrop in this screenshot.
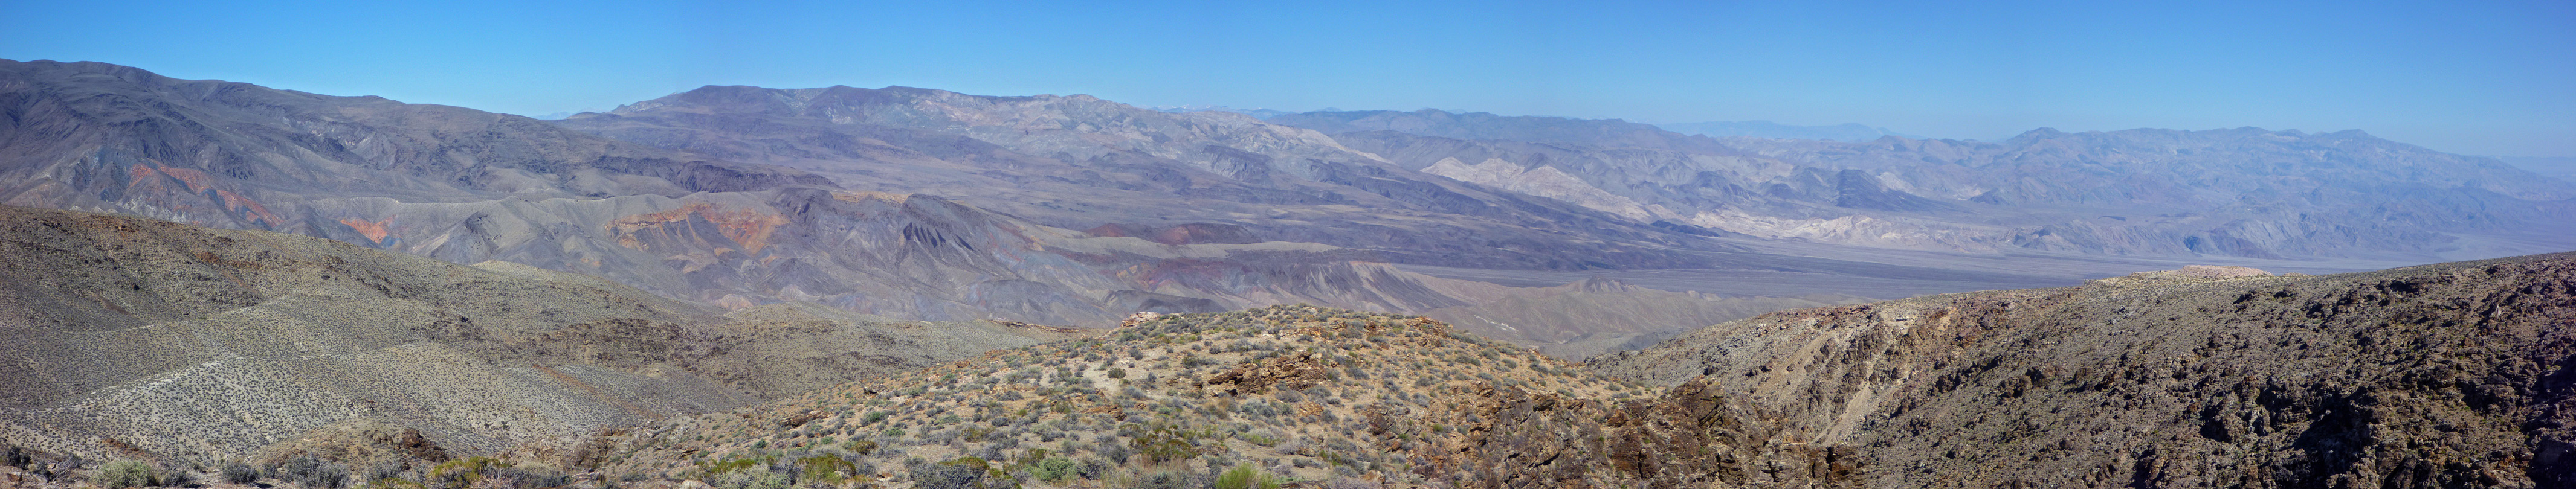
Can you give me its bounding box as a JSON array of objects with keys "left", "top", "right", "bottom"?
[{"left": 1590, "top": 252, "right": 2576, "bottom": 488}]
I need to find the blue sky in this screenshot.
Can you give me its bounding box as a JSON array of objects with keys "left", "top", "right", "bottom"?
[{"left": 5, "top": 1, "right": 2571, "bottom": 156}]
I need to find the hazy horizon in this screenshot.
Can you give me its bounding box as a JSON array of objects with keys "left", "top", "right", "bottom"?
[{"left": 5, "top": 1, "right": 2570, "bottom": 157}]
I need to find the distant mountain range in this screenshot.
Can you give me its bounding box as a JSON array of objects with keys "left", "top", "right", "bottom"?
[
  {"left": 2502, "top": 156, "right": 2576, "bottom": 180},
  {"left": 2, "top": 57, "right": 2569, "bottom": 360},
  {"left": 1160, "top": 106, "right": 1920, "bottom": 143},
  {"left": 1655, "top": 120, "right": 1913, "bottom": 141},
  {"left": 0, "top": 60, "right": 1851, "bottom": 354},
  {"left": 1271, "top": 110, "right": 2574, "bottom": 260},
  {"left": 5, "top": 59, "right": 2576, "bottom": 484},
  {"left": 1151, "top": 105, "right": 1307, "bottom": 119}
]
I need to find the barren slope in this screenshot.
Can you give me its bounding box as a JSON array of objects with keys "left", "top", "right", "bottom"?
[
  {"left": 503, "top": 306, "right": 1850, "bottom": 488},
  {"left": 0, "top": 206, "right": 1077, "bottom": 464},
  {"left": 1592, "top": 252, "right": 2576, "bottom": 488}
]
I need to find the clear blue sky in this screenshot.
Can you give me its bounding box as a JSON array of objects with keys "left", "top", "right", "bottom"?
[{"left": 5, "top": 1, "right": 2571, "bottom": 156}]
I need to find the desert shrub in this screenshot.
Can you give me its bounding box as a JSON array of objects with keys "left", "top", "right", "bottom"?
[
  {"left": 923, "top": 429, "right": 958, "bottom": 444},
  {"left": 969, "top": 444, "right": 1005, "bottom": 462},
  {"left": 796, "top": 455, "right": 857, "bottom": 482},
  {"left": 1128, "top": 423, "right": 1199, "bottom": 465},
  {"left": 1214, "top": 464, "right": 1280, "bottom": 489},
  {"left": 861, "top": 412, "right": 888, "bottom": 424},
  {"left": 911, "top": 457, "right": 989, "bottom": 489},
  {"left": 100, "top": 459, "right": 156, "bottom": 488},
  {"left": 1076, "top": 458, "right": 1112, "bottom": 479},
  {"left": 1132, "top": 471, "right": 1190, "bottom": 489},
  {"left": 845, "top": 439, "right": 879, "bottom": 455},
  {"left": 1326, "top": 439, "right": 1358, "bottom": 452},
  {"left": 1238, "top": 401, "right": 1282, "bottom": 418},
  {"left": 712, "top": 468, "right": 787, "bottom": 489},
  {"left": 1098, "top": 442, "right": 1132, "bottom": 465},
  {"left": 486, "top": 467, "right": 569, "bottom": 489},
  {"left": 1325, "top": 477, "right": 1381, "bottom": 489},
  {"left": 1030, "top": 456, "right": 1076, "bottom": 482},
  {"left": 274, "top": 456, "right": 350, "bottom": 489},
  {"left": 222, "top": 462, "right": 261, "bottom": 484}
]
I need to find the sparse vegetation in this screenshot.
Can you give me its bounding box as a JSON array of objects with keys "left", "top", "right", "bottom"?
[
  {"left": 1215, "top": 464, "right": 1281, "bottom": 489},
  {"left": 500, "top": 305, "right": 1745, "bottom": 487},
  {"left": 99, "top": 460, "right": 155, "bottom": 489},
  {"left": 221, "top": 462, "right": 260, "bottom": 484}
]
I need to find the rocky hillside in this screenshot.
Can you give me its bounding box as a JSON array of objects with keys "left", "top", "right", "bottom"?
[
  {"left": 1591, "top": 252, "right": 2576, "bottom": 488},
  {"left": 496, "top": 305, "right": 1851, "bottom": 488},
  {"left": 25, "top": 248, "right": 2567, "bottom": 488},
  {"left": 514, "top": 252, "right": 2568, "bottom": 489},
  {"left": 0, "top": 205, "right": 1081, "bottom": 465}
]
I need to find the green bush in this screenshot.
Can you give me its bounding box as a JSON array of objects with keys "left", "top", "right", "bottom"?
[
  {"left": 843, "top": 439, "right": 878, "bottom": 455},
  {"left": 712, "top": 468, "right": 787, "bottom": 489},
  {"left": 913, "top": 458, "right": 988, "bottom": 489},
  {"left": 1030, "top": 456, "right": 1077, "bottom": 482},
  {"left": 100, "top": 459, "right": 156, "bottom": 488},
  {"left": 1129, "top": 422, "right": 1199, "bottom": 465},
  {"left": 1215, "top": 464, "right": 1279, "bottom": 489}
]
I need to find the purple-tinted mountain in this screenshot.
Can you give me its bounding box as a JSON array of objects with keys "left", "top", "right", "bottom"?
[
  {"left": 556, "top": 85, "right": 1748, "bottom": 271},
  {"left": 1656, "top": 120, "right": 1909, "bottom": 142},
  {"left": 1273, "top": 109, "right": 2576, "bottom": 260},
  {"left": 0, "top": 60, "right": 1886, "bottom": 354}
]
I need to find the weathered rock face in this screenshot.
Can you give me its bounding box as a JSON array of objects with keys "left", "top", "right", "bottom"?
[{"left": 1590, "top": 252, "right": 2576, "bottom": 488}]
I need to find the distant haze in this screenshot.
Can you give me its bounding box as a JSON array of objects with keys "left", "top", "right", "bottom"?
[
  {"left": 2, "top": 1, "right": 2569, "bottom": 156},
  {"left": 2501, "top": 156, "right": 2576, "bottom": 181},
  {"left": 1655, "top": 121, "right": 1913, "bottom": 142}
]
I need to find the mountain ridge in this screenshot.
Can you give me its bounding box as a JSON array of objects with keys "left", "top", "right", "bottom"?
[{"left": 460, "top": 251, "right": 2576, "bottom": 488}]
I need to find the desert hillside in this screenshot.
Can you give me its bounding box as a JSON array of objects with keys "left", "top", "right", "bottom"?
[
  {"left": 502, "top": 253, "right": 2576, "bottom": 488},
  {"left": 0, "top": 205, "right": 1082, "bottom": 467}
]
